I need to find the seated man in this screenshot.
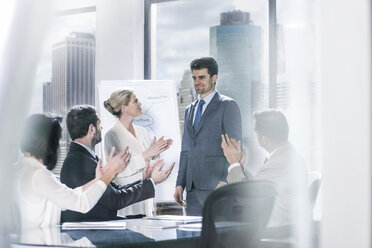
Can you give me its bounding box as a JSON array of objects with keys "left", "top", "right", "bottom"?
[
  {"left": 220, "top": 109, "right": 309, "bottom": 227},
  {"left": 60, "top": 105, "right": 174, "bottom": 222}
]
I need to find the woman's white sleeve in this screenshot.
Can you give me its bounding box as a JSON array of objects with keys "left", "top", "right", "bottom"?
[{"left": 32, "top": 169, "right": 106, "bottom": 213}]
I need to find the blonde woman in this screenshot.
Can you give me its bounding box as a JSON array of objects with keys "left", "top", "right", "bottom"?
[{"left": 104, "top": 88, "right": 173, "bottom": 217}]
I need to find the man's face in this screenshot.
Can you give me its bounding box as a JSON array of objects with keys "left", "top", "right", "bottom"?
[
  {"left": 192, "top": 68, "right": 217, "bottom": 97},
  {"left": 92, "top": 118, "right": 102, "bottom": 146}
]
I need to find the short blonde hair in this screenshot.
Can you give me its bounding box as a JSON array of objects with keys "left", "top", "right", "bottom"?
[{"left": 103, "top": 88, "right": 133, "bottom": 118}]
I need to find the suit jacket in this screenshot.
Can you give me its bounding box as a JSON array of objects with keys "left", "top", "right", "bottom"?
[
  {"left": 227, "top": 142, "right": 309, "bottom": 227},
  {"left": 60, "top": 142, "right": 155, "bottom": 222},
  {"left": 176, "top": 92, "right": 242, "bottom": 191}
]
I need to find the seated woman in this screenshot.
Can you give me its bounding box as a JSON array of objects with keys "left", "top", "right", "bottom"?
[
  {"left": 17, "top": 113, "right": 130, "bottom": 228},
  {"left": 103, "top": 88, "right": 173, "bottom": 217}
]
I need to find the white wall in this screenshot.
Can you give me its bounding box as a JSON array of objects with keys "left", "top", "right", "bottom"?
[{"left": 318, "top": 0, "right": 371, "bottom": 247}]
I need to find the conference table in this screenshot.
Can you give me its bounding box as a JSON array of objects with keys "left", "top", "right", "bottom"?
[{"left": 11, "top": 216, "right": 203, "bottom": 248}]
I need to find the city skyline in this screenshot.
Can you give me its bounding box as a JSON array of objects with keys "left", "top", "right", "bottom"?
[{"left": 210, "top": 10, "right": 263, "bottom": 143}]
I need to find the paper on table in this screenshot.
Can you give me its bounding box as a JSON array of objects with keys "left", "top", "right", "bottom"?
[
  {"left": 177, "top": 223, "right": 202, "bottom": 231},
  {"left": 62, "top": 221, "right": 126, "bottom": 230},
  {"left": 144, "top": 215, "right": 202, "bottom": 223}
]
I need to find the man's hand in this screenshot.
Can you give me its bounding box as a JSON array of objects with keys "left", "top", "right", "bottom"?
[
  {"left": 221, "top": 134, "right": 243, "bottom": 165},
  {"left": 142, "top": 162, "right": 153, "bottom": 180},
  {"left": 216, "top": 181, "right": 228, "bottom": 189},
  {"left": 95, "top": 159, "right": 103, "bottom": 180},
  {"left": 150, "top": 160, "right": 175, "bottom": 184},
  {"left": 228, "top": 136, "right": 247, "bottom": 165},
  {"left": 98, "top": 147, "right": 131, "bottom": 185},
  {"left": 106, "top": 146, "right": 131, "bottom": 175},
  {"left": 174, "top": 185, "right": 186, "bottom": 207}
]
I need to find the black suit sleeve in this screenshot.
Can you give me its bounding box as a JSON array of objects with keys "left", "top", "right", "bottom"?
[
  {"left": 61, "top": 145, "right": 155, "bottom": 221},
  {"left": 108, "top": 179, "right": 155, "bottom": 210}
]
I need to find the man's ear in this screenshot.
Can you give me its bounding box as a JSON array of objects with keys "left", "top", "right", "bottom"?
[
  {"left": 212, "top": 74, "right": 218, "bottom": 84},
  {"left": 88, "top": 124, "right": 95, "bottom": 135}
]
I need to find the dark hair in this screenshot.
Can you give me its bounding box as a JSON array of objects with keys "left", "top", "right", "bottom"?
[
  {"left": 20, "top": 113, "right": 62, "bottom": 170},
  {"left": 66, "top": 105, "right": 98, "bottom": 140},
  {"left": 253, "top": 109, "right": 289, "bottom": 143},
  {"left": 190, "top": 57, "right": 218, "bottom": 77}
]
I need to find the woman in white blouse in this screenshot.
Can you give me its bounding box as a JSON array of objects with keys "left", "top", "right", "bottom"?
[
  {"left": 17, "top": 114, "right": 131, "bottom": 228},
  {"left": 104, "top": 88, "right": 173, "bottom": 217}
]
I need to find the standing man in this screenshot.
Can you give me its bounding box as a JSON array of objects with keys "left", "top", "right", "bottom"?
[
  {"left": 174, "top": 57, "right": 242, "bottom": 216},
  {"left": 60, "top": 105, "right": 174, "bottom": 222}
]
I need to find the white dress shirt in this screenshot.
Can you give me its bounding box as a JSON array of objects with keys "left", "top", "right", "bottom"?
[
  {"left": 192, "top": 90, "right": 217, "bottom": 124},
  {"left": 17, "top": 156, "right": 107, "bottom": 228}
]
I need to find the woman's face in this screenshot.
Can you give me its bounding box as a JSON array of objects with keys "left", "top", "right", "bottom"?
[{"left": 123, "top": 93, "right": 143, "bottom": 117}]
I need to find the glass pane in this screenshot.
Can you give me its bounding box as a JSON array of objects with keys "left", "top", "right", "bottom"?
[
  {"left": 156, "top": 0, "right": 269, "bottom": 167},
  {"left": 30, "top": 3, "right": 96, "bottom": 175}
]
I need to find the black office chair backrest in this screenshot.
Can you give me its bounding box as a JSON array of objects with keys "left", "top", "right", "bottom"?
[{"left": 200, "top": 180, "right": 277, "bottom": 248}]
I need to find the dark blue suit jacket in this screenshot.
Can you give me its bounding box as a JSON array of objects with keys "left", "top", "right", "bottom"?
[
  {"left": 60, "top": 142, "right": 155, "bottom": 222},
  {"left": 176, "top": 92, "right": 242, "bottom": 191}
]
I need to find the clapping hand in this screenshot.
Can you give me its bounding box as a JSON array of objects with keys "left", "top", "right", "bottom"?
[
  {"left": 105, "top": 146, "right": 131, "bottom": 175},
  {"left": 221, "top": 134, "right": 246, "bottom": 165},
  {"left": 93, "top": 147, "right": 131, "bottom": 186},
  {"left": 143, "top": 136, "right": 173, "bottom": 160},
  {"left": 142, "top": 162, "right": 153, "bottom": 180},
  {"left": 150, "top": 159, "right": 175, "bottom": 184}
]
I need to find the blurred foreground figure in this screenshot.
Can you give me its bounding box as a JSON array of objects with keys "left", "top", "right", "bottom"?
[
  {"left": 17, "top": 113, "right": 130, "bottom": 228},
  {"left": 221, "top": 109, "right": 309, "bottom": 227}
]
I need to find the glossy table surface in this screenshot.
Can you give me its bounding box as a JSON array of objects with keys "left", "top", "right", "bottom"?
[{"left": 11, "top": 218, "right": 202, "bottom": 248}]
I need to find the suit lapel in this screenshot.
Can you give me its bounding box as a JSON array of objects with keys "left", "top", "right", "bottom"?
[
  {"left": 195, "top": 92, "right": 220, "bottom": 135},
  {"left": 187, "top": 101, "right": 197, "bottom": 136}
]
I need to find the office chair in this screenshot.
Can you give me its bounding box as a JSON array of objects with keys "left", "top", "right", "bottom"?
[
  {"left": 199, "top": 181, "right": 277, "bottom": 248},
  {"left": 308, "top": 172, "right": 321, "bottom": 212}
]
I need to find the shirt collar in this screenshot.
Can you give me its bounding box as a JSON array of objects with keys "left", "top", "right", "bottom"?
[
  {"left": 73, "top": 141, "right": 96, "bottom": 158},
  {"left": 266, "top": 142, "right": 290, "bottom": 160},
  {"left": 198, "top": 90, "right": 216, "bottom": 105}
]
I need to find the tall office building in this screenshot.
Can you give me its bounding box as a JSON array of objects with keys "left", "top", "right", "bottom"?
[
  {"left": 210, "top": 10, "right": 263, "bottom": 143},
  {"left": 50, "top": 32, "right": 96, "bottom": 174},
  {"left": 52, "top": 32, "right": 96, "bottom": 117},
  {"left": 177, "top": 70, "right": 196, "bottom": 135},
  {"left": 42, "top": 81, "right": 52, "bottom": 113}
]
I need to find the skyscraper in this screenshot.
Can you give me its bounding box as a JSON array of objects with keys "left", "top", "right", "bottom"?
[
  {"left": 50, "top": 32, "right": 96, "bottom": 174},
  {"left": 42, "top": 81, "right": 52, "bottom": 113},
  {"left": 177, "top": 70, "right": 197, "bottom": 135},
  {"left": 52, "top": 32, "right": 96, "bottom": 118},
  {"left": 210, "top": 10, "right": 262, "bottom": 143}
]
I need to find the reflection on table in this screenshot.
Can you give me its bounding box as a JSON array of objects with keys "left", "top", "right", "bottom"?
[{"left": 11, "top": 217, "right": 202, "bottom": 248}]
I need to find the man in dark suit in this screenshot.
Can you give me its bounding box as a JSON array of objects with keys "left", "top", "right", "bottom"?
[
  {"left": 60, "top": 105, "right": 174, "bottom": 222},
  {"left": 173, "top": 57, "right": 242, "bottom": 216}
]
